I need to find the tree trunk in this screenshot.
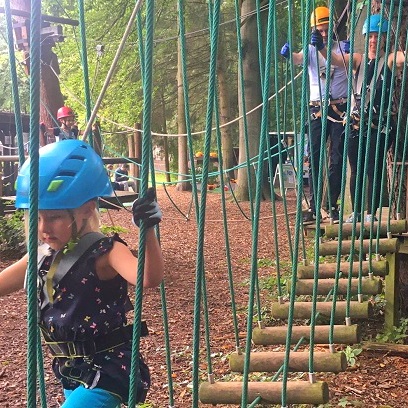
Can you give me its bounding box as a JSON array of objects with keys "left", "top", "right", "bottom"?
[
  {"left": 236, "top": 0, "right": 262, "bottom": 201},
  {"left": 176, "top": 37, "right": 191, "bottom": 191},
  {"left": 160, "top": 87, "right": 171, "bottom": 183},
  {"left": 217, "top": 34, "right": 235, "bottom": 181},
  {"left": 11, "top": 0, "right": 64, "bottom": 138}
]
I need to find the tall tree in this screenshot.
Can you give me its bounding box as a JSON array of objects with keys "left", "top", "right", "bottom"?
[
  {"left": 235, "top": 0, "right": 262, "bottom": 201},
  {"left": 10, "top": 0, "right": 64, "bottom": 140}
]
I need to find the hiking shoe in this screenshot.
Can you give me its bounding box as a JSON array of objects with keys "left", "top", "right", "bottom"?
[
  {"left": 303, "top": 210, "right": 316, "bottom": 223},
  {"left": 345, "top": 212, "right": 361, "bottom": 223},
  {"left": 364, "top": 214, "right": 378, "bottom": 223}
]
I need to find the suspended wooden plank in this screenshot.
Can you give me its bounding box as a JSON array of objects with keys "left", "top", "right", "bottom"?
[
  {"left": 319, "top": 238, "right": 399, "bottom": 256},
  {"left": 297, "top": 260, "right": 388, "bottom": 279},
  {"left": 289, "top": 277, "right": 382, "bottom": 295},
  {"left": 229, "top": 351, "right": 347, "bottom": 373},
  {"left": 253, "top": 324, "right": 360, "bottom": 345},
  {"left": 325, "top": 219, "right": 407, "bottom": 239},
  {"left": 199, "top": 381, "right": 329, "bottom": 405},
  {"left": 271, "top": 301, "right": 371, "bottom": 320}
]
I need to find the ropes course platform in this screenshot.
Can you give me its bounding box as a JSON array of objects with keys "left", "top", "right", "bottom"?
[{"left": 98, "top": 191, "right": 138, "bottom": 210}]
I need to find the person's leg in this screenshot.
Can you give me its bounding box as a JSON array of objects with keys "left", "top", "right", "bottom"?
[
  {"left": 307, "top": 110, "right": 323, "bottom": 216},
  {"left": 347, "top": 136, "right": 361, "bottom": 214},
  {"left": 128, "top": 180, "right": 137, "bottom": 192},
  {"left": 327, "top": 121, "right": 345, "bottom": 212},
  {"left": 63, "top": 387, "right": 121, "bottom": 408}
]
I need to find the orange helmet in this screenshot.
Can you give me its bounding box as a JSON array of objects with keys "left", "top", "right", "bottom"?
[
  {"left": 310, "top": 6, "right": 330, "bottom": 27},
  {"left": 57, "top": 106, "right": 75, "bottom": 121}
]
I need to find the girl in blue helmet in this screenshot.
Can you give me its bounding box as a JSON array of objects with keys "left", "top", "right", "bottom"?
[
  {"left": 0, "top": 140, "right": 164, "bottom": 407},
  {"left": 319, "top": 13, "right": 406, "bottom": 223}
]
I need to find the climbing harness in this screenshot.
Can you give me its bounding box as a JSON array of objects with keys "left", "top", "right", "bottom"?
[{"left": 40, "top": 323, "right": 148, "bottom": 358}]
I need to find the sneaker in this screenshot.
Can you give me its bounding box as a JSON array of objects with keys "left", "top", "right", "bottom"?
[
  {"left": 329, "top": 207, "right": 339, "bottom": 222},
  {"left": 364, "top": 214, "right": 378, "bottom": 223},
  {"left": 303, "top": 210, "right": 316, "bottom": 223},
  {"left": 345, "top": 212, "right": 361, "bottom": 223}
]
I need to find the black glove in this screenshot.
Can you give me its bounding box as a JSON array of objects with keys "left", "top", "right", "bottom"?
[
  {"left": 132, "top": 187, "right": 162, "bottom": 228},
  {"left": 311, "top": 29, "right": 324, "bottom": 51}
]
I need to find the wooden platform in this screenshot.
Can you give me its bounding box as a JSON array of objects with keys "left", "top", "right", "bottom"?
[{"left": 98, "top": 191, "right": 138, "bottom": 209}]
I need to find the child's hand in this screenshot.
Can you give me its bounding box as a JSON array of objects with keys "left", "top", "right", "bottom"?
[{"left": 132, "top": 187, "right": 162, "bottom": 228}]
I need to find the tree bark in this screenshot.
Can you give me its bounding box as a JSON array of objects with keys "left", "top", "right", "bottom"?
[
  {"left": 176, "top": 37, "right": 191, "bottom": 191},
  {"left": 236, "top": 0, "right": 262, "bottom": 201},
  {"left": 217, "top": 33, "right": 235, "bottom": 181}
]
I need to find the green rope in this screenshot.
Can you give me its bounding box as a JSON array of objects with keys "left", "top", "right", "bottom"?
[
  {"left": 191, "top": 0, "right": 221, "bottom": 404},
  {"left": 128, "top": 0, "right": 155, "bottom": 405},
  {"left": 36, "top": 329, "right": 47, "bottom": 407},
  {"left": 376, "top": 0, "right": 401, "bottom": 244},
  {"left": 240, "top": 0, "right": 275, "bottom": 404},
  {"left": 281, "top": 0, "right": 311, "bottom": 403},
  {"left": 26, "top": 0, "right": 42, "bottom": 406},
  {"left": 393, "top": 31, "right": 408, "bottom": 217},
  {"left": 330, "top": 0, "right": 359, "bottom": 345}
]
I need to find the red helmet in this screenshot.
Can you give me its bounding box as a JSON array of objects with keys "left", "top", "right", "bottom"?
[{"left": 57, "top": 106, "right": 75, "bottom": 121}]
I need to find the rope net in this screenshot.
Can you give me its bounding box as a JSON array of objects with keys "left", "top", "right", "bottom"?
[{"left": 2, "top": 0, "right": 408, "bottom": 406}]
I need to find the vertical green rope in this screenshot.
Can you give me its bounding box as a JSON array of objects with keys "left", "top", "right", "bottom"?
[
  {"left": 392, "top": 30, "right": 408, "bottom": 217},
  {"left": 330, "top": 0, "right": 359, "bottom": 345},
  {"left": 282, "top": 0, "right": 310, "bottom": 404},
  {"left": 241, "top": 0, "right": 275, "bottom": 404},
  {"left": 233, "top": 0, "right": 255, "bottom": 213},
  {"left": 191, "top": 0, "right": 221, "bottom": 404},
  {"left": 128, "top": 0, "right": 155, "bottom": 405},
  {"left": 26, "top": 0, "right": 42, "bottom": 406}
]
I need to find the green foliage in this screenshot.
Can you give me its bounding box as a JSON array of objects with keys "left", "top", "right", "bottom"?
[
  {"left": 257, "top": 257, "right": 274, "bottom": 268},
  {"left": 343, "top": 345, "right": 362, "bottom": 367},
  {"left": 100, "top": 224, "right": 128, "bottom": 235},
  {"left": 376, "top": 318, "right": 408, "bottom": 344},
  {"left": 0, "top": 211, "right": 26, "bottom": 256}
]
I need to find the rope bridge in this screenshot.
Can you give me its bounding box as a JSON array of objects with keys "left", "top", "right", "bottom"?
[{"left": 2, "top": 0, "right": 408, "bottom": 406}]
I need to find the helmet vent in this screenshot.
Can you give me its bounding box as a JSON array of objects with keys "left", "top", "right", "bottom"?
[
  {"left": 58, "top": 171, "right": 76, "bottom": 177},
  {"left": 69, "top": 155, "right": 86, "bottom": 161}
]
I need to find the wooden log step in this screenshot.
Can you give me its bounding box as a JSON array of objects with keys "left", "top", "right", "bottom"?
[
  {"left": 297, "top": 260, "right": 388, "bottom": 279},
  {"left": 253, "top": 324, "right": 360, "bottom": 345},
  {"left": 289, "top": 277, "right": 383, "bottom": 295},
  {"left": 229, "top": 351, "right": 347, "bottom": 373},
  {"left": 199, "top": 381, "right": 329, "bottom": 405},
  {"left": 271, "top": 301, "right": 372, "bottom": 320},
  {"left": 319, "top": 238, "right": 399, "bottom": 256},
  {"left": 325, "top": 219, "right": 408, "bottom": 239}
]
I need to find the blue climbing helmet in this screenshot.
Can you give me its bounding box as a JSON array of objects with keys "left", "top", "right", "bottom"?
[
  {"left": 362, "top": 14, "right": 388, "bottom": 35},
  {"left": 15, "top": 140, "right": 113, "bottom": 210}
]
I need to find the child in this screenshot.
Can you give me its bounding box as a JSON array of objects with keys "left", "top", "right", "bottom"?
[
  {"left": 0, "top": 140, "right": 164, "bottom": 407},
  {"left": 54, "top": 106, "right": 79, "bottom": 141}
]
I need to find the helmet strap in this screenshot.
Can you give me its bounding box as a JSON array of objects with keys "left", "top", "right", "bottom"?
[{"left": 63, "top": 210, "right": 88, "bottom": 254}]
